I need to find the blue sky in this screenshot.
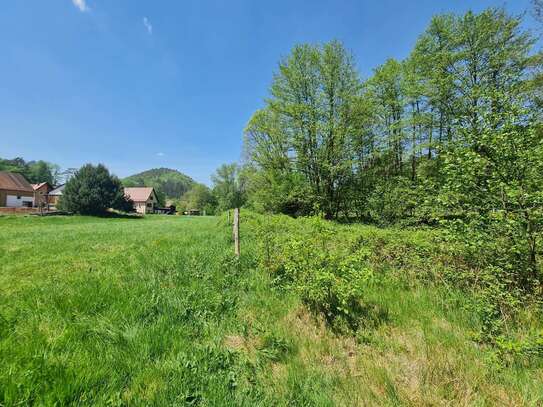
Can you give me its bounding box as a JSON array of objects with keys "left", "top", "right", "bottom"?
[{"left": 1, "top": 0, "right": 539, "bottom": 184}]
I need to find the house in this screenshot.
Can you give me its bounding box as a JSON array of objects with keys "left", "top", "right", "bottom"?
[
  {"left": 155, "top": 205, "right": 176, "bottom": 215},
  {"left": 32, "top": 182, "right": 52, "bottom": 207},
  {"left": 48, "top": 184, "right": 65, "bottom": 208},
  {"left": 124, "top": 187, "right": 159, "bottom": 214},
  {"left": 0, "top": 171, "right": 35, "bottom": 207}
]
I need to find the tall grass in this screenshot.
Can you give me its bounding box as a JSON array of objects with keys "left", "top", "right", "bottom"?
[{"left": 0, "top": 214, "right": 541, "bottom": 405}]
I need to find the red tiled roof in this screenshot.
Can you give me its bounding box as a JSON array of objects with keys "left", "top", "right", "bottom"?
[
  {"left": 0, "top": 171, "right": 34, "bottom": 193},
  {"left": 124, "top": 187, "right": 154, "bottom": 202}
]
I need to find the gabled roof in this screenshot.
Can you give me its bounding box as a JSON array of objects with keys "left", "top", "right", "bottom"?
[
  {"left": 124, "top": 187, "right": 155, "bottom": 202},
  {"left": 0, "top": 171, "right": 34, "bottom": 193},
  {"left": 49, "top": 184, "right": 65, "bottom": 196},
  {"left": 32, "top": 182, "right": 52, "bottom": 191}
]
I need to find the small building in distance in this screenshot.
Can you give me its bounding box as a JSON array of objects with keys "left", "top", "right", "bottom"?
[
  {"left": 0, "top": 171, "right": 35, "bottom": 207},
  {"left": 124, "top": 187, "right": 158, "bottom": 214},
  {"left": 155, "top": 205, "right": 176, "bottom": 215},
  {"left": 185, "top": 209, "right": 201, "bottom": 216},
  {"left": 32, "top": 182, "right": 52, "bottom": 207},
  {"left": 48, "top": 184, "right": 65, "bottom": 208}
]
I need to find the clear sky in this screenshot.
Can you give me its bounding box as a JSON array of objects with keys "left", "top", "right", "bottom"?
[{"left": 1, "top": 0, "right": 539, "bottom": 184}]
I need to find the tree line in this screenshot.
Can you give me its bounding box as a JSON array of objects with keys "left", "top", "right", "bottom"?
[
  {"left": 212, "top": 7, "right": 543, "bottom": 291},
  {"left": 240, "top": 8, "right": 542, "bottom": 221},
  {"left": 0, "top": 157, "right": 73, "bottom": 186}
]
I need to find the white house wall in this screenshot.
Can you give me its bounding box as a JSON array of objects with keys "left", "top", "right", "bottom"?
[{"left": 6, "top": 195, "right": 34, "bottom": 207}]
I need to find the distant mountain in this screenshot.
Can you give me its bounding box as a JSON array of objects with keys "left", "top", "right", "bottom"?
[{"left": 122, "top": 168, "right": 196, "bottom": 199}]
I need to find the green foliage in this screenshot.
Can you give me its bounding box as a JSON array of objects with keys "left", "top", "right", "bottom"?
[
  {"left": 230, "top": 8, "right": 543, "bottom": 350},
  {"left": 1, "top": 214, "right": 542, "bottom": 404},
  {"left": 123, "top": 168, "right": 196, "bottom": 200},
  {"left": 0, "top": 157, "right": 26, "bottom": 173},
  {"left": 211, "top": 163, "right": 247, "bottom": 210},
  {"left": 244, "top": 168, "right": 313, "bottom": 216},
  {"left": 4, "top": 5, "right": 543, "bottom": 404},
  {"left": 247, "top": 213, "right": 392, "bottom": 332},
  {"left": 280, "top": 220, "right": 375, "bottom": 332},
  {"left": 59, "top": 164, "right": 133, "bottom": 215},
  {"left": 244, "top": 211, "right": 543, "bottom": 365},
  {"left": 243, "top": 41, "right": 363, "bottom": 219},
  {"left": 177, "top": 184, "right": 217, "bottom": 214},
  {"left": 0, "top": 157, "right": 61, "bottom": 185},
  {"left": 365, "top": 177, "right": 429, "bottom": 225},
  {"left": 240, "top": 7, "right": 543, "bottom": 234},
  {"left": 440, "top": 120, "right": 543, "bottom": 329}
]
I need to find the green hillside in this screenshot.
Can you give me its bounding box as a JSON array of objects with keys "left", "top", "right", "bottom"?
[{"left": 122, "top": 168, "right": 196, "bottom": 199}]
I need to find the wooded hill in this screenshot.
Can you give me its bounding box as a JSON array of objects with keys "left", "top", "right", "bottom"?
[{"left": 122, "top": 168, "right": 196, "bottom": 200}]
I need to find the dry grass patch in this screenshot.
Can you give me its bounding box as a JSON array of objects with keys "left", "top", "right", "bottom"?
[
  {"left": 280, "top": 306, "right": 364, "bottom": 378},
  {"left": 269, "top": 302, "right": 536, "bottom": 406}
]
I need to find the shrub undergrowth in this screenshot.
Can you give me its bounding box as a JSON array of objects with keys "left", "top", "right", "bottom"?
[{"left": 242, "top": 211, "right": 543, "bottom": 365}]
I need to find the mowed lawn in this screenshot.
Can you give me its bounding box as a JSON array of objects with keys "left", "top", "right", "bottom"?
[{"left": 1, "top": 215, "right": 542, "bottom": 406}]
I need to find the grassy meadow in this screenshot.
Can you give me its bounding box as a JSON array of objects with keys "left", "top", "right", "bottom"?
[{"left": 0, "top": 214, "right": 542, "bottom": 405}]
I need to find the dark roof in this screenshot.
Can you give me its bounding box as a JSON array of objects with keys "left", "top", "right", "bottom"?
[
  {"left": 0, "top": 171, "right": 34, "bottom": 193},
  {"left": 49, "top": 184, "right": 65, "bottom": 196}
]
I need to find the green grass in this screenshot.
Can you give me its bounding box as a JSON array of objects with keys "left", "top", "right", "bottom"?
[{"left": 1, "top": 214, "right": 542, "bottom": 405}]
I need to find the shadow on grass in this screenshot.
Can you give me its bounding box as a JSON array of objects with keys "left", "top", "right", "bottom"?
[
  {"left": 93, "top": 211, "right": 144, "bottom": 219},
  {"left": 30, "top": 210, "right": 73, "bottom": 217},
  {"left": 309, "top": 299, "right": 390, "bottom": 335},
  {"left": 29, "top": 210, "right": 144, "bottom": 219}
]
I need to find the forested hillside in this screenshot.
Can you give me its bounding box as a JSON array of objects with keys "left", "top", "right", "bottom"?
[{"left": 122, "top": 168, "right": 196, "bottom": 201}]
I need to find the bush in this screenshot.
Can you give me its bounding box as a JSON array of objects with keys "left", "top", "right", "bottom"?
[
  {"left": 247, "top": 214, "right": 378, "bottom": 332},
  {"left": 59, "top": 164, "right": 133, "bottom": 215},
  {"left": 245, "top": 170, "right": 314, "bottom": 217},
  {"left": 244, "top": 211, "right": 540, "bottom": 353},
  {"left": 365, "top": 176, "right": 439, "bottom": 226}
]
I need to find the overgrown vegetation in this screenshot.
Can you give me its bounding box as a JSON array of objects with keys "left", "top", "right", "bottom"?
[
  {"left": 1, "top": 214, "right": 542, "bottom": 405},
  {"left": 244, "top": 212, "right": 543, "bottom": 362},
  {"left": 241, "top": 12, "right": 541, "bottom": 250},
  {"left": 242, "top": 9, "right": 543, "bottom": 225},
  {"left": 208, "top": 7, "right": 543, "bottom": 353}
]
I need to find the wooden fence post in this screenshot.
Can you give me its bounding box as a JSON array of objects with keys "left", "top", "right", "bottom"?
[{"left": 233, "top": 207, "right": 240, "bottom": 257}]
